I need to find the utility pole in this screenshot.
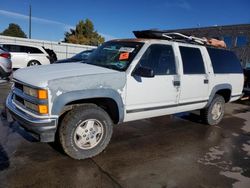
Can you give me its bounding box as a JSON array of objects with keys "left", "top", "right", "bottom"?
[{"left": 29, "top": 5, "right": 31, "bottom": 39}]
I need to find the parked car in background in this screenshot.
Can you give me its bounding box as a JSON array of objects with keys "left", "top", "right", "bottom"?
[
  {"left": 0, "top": 43, "right": 51, "bottom": 69},
  {"left": 243, "top": 64, "right": 250, "bottom": 96},
  {"left": 0, "top": 46, "right": 12, "bottom": 79},
  {"left": 55, "top": 49, "right": 94, "bottom": 64},
  {"left": 42, "top": 47, "right": 58, "bottom": 63}
]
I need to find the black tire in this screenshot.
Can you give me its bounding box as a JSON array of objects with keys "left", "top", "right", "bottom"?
[
  {"left": 59, "top": 104, "right": 113, "bottom": 160},
  {"left": 27, "top": 60, "right": 41, "bottom": 66},
  {"left": 201, "top": 94, "right": 225, "bottom": 125}
]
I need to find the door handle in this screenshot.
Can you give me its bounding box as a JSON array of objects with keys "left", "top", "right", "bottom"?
[
  {"left": 173, "top": 80, "right": 181, "bottom": 86},
  {"left": 204, "top": 79, "right": 209, "bottom": 84}
]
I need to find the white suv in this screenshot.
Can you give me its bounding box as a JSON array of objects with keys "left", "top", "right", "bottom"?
[
  {"left": 0, "top": 43, "right": 50, "bottom": 69},
  {"left": 6, "top": 31, "right": 244, "bottom": 160}
]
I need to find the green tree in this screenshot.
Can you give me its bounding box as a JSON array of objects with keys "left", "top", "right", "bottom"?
[
  {"left": 1, "top": 23, "right": 27, "bottom": 38},
  {"left": 64, "top": 19, "right": 104, "bottom": 46}
]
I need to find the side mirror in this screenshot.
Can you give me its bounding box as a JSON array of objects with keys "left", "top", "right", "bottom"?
[{"left": 133, "top": 66, "right": 155, "bottom": 78}]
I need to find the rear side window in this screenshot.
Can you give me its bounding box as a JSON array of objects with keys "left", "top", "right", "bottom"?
[
  {"left": 0, "top": 46, "right": 7, "bottom": 51},
  {"left": 207, "top": 48, "right": 243, "bottom": 74},
  {"left": 139, "top": 44, "right": 176, "bottom": 75},
  {"left": 3, "top": 45, "right": 21, "bottom": 52},
  {"left": 27, "top": 47, "right": 43, "bottom": 54},
  {"left": 21, "top": 46, "right": 43, "bottom": 54},
  {"left": 180, "top": 46, "right": 205, "bottom": 74}
]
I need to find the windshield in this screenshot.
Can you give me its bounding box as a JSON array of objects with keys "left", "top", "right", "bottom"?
[
  {"left": 71, "top": 50, "right": 93, "bottom": 60},
  {"left": 86, "top": 41, "right": 143, "bottom": 71}
]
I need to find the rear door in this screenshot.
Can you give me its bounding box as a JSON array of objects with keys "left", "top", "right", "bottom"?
[
  {"left": 26, "top": 47, "right": 50, "bottom": 65},
  {"left": 177, "top": 45, "right": 209, "bottom": 104}
]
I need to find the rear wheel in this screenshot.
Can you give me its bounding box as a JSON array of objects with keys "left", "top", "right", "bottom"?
[
  {"left": 201, "top": 94, "right": 225, "bottom": 125},
  {"left": 59, "top": 104, "right": 113, "bottom": 160},
  {"left": 27, "top": 60, "right": 41, "bottom": 66}
]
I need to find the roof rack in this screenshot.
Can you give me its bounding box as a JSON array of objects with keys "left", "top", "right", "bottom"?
[
  {"left": 133, "top": 30, "right": 208, "bottom": 46},
  {"left": 162, "top": 32, "right": 207, "bottom": 45}
]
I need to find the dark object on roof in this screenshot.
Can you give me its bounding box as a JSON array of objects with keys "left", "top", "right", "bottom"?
[
  {"left": 133, "top": 30, "right": 207, "bottom": 45},
  {"left": 133, "top": 30, "right": 227, "bottom": 48},
  {"left": 133, "top": 30, "right": 168, "bottom": 40}
]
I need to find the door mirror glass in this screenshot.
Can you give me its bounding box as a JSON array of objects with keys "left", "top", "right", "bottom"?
[{"left": 133, "top": 66, "right": 155, "bottom": 78}]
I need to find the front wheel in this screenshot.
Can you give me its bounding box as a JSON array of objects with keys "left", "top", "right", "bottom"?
[
  {"left": 201, "top": 94, "right": 225, "bottom": 125},
  {"left": 59, "top": 104, "right": 113, "bottom": 160}
]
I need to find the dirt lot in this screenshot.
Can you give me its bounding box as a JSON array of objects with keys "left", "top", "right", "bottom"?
[{"left": 0, "top": 81, "right": 250, "bottom": 188}]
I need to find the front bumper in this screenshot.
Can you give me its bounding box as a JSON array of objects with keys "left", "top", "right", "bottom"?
[{"left": 6, "top": 93, "right": 57, "bottom": 142}]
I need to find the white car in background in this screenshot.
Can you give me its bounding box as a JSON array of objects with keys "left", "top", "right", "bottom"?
[
  {"left": 0, "top": 43, "right": 51, "bottom": 69},
  {"left": 0, "top": 46, "right": 12, "bottom": 79}
]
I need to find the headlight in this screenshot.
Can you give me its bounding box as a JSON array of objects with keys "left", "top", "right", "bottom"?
[
  {"left": 23, "top": 86, "right": 48, "bottom": 99},
  {"left": 24, "top": 100, "right": 48, "bottom": 114},
  {"left": 23, "top": 86, "right": 37, "bottom": 97},
  {"left": 24, "top": 100, "right": 38, "bottom": 112}
]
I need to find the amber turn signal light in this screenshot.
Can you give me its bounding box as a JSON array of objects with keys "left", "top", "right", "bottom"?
[
  {"left": 38, "top": 105, "right": 48, "bottom": 114},
  {"left": 38, "top": 90, "right": 48, "bottom": 99}
]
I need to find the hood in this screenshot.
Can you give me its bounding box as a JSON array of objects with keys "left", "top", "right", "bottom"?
[{"left": 13, "top": 63, "right": 123, "bottom": 88}]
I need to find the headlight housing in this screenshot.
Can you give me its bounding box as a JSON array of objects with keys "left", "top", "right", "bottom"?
[
  {"left": 22, "top": 86, "right": 49, "bottom": 114},
  {"left": 23, "top": 86, "right": 48, "bottom": 99}
]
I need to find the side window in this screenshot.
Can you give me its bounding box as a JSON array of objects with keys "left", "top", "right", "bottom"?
[
  {"left": 207, "top": 48, "right": 243, "bottom": 74},
  {"left": 180, "top": 46, "right": 205, "bottom": 74},
  {"left": 23, "top": 46, "right": 43, "bottom": 54},
  {"left": 6, "top": 45, "right": 21, "bottom": 52},
  {"left": 139, "top": 44, "right": 176, "bottom": 75},
  {"left": 29, "top": 47, "right": 43, "bottom": 54},
  {"left": 2, "top": 45, "right": 10, "bottom": 51},
  {"left": 20, "top": 46, "right": 28, "bottom": 53}
]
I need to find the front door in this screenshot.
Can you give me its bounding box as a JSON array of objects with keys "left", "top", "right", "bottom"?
[{"left": 125, "top": 44, "right": 180, "bottom": 121}]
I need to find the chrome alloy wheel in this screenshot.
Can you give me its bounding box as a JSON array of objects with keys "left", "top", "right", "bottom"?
[
  {"left": 74, "top": 119, "right": 104, "bottom": 150},
  {"left": 29, "top": 61, "right": 40, "bottom": 66},
  {"left": 211, "top": 102, "right": 223, "bottom": 120}
]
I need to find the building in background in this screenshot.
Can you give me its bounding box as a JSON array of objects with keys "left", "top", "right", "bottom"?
[{"left": 166, "top": 24, "right": 250, "bottom": 67}]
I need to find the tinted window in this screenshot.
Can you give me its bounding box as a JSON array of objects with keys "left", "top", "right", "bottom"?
[
  {"left": 180, "top": 46, "right": 205, "bottom": 74},
  {"left": 139, "top": 44, "right": 176, "bottom": 75},
  {"left": 23, "top": 46, "right": 43, "bottom": 54},
  {"left": 3, "top": 44, "right": 21, "bottom": 52},
  {"left": 207, "top": 48, "right": 243, "bottom": 74},
  {"left": 0, "top": 45, "right": 8, "bottom": 52}
]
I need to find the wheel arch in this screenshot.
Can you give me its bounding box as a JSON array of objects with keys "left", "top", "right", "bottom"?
[
  {"left": 52, "top": 89, "right": 124, "bottom": 124},
  {"left": 207, "top": 84, "right": 232, "bottom": 107}
]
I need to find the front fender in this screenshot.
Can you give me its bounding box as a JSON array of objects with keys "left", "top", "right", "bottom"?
[{"left": 51, "top": 88, "right": 124, "bottom": 123}]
